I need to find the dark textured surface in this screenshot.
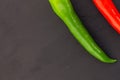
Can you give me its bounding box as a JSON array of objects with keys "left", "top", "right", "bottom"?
[{"left": 0, "top": 0, "right": 120, "bottom": 80}]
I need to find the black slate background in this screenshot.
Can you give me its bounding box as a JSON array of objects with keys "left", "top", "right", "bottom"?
[{"left": 0, "top": 0, "right": 120, "bottom": 80}]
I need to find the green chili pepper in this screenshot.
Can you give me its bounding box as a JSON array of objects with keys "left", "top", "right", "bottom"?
[{"left": 49, "top": 0, "right": 117, "bottom": 63}]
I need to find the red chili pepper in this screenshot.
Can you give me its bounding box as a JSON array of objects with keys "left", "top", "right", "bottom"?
[{"left": 93, "top": 0, "right": 120, "bottom": 34}]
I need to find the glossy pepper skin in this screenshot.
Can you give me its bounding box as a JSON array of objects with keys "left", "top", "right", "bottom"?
[
  {"left": 93, "top": 0, "right": 120, "bottom": 34},
  {"left": 49, "top": 0, "right": 117, "bottom": 63}
]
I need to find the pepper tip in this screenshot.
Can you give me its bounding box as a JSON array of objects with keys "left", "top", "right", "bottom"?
[{"left": 105, "top": 59, "right": 117, "bottom": 64}]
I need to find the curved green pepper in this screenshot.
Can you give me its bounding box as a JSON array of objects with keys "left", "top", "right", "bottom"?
[{"left": 49, "top": 0, "right": 117, "bottom": 63}]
